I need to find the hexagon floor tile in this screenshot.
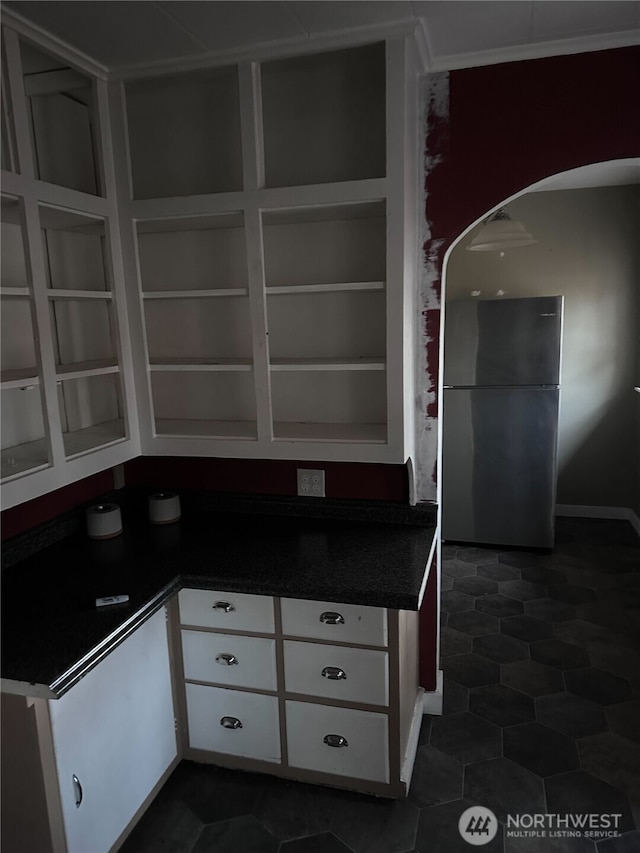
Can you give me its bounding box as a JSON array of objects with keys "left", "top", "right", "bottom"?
[
  {"left": 476, "top": 594, "right": 524, "bottom": 619},
  {"left": 463, "top": 757, "right": 546, "bottom": 822},
  {"left": 500, "top": 614, "right": 554, "bottom": 642},
  {"left": 430, "top": 711, "right": 502, "bottom": 764},
  {"left": 500, "top": 659, "right": 565, "bottom": 697},
  {"left": 469, "top": 684, "right": 535, "bottom": 728},
  {"left": 473, "top": 632, "right": 530, "bottom": 663},
  {"left": 606, "top": 700, "right": 640, "bottom": 743},
  {"left": 529, "top": 638, "right": 590, "bottom": 670},
  {"left": 503, "top": 721, "right": 580, "bottom": 776},
  {"left": 536, "top": 691, "right": 607, "bottom": 738},
  {"left": 545, "top": 771, "right": 636, "bottom": 834}
]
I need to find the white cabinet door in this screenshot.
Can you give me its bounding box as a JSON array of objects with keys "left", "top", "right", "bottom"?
[{"left": 48, "top": 608, "right": 177, "bottom": 853}]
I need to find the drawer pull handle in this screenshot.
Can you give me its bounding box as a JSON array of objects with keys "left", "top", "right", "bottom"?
[
  {"left": 213, "top": 601, "right": 235, "bottom": 613},
  {"left": 319, "top": 611, "right": 344, "bottom": 625},
  {"left": 72, "top": 774, "right": 83, "bottom": 808},
  {"left": 322, "top": 666, "right": 347, "bottom": 680},
  {"left": 323, "top": 734, "right": 349, "bottom": 748},
  {"left": 216, "top": 653, "right": 238, "bottom": 666},
  {"left": 220, "top": 716, "right": 243, "bottom": 730}
]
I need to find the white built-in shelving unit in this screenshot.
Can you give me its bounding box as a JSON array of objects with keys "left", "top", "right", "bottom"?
[
  {"left": 1, "top": 12, "right": 421, "bottom": 506},
  {"left": 117, "top": 38, "right": 419, "bottom": 463},
  {"left": 0, "top": 26, "right": 139, "bottom": 509}
]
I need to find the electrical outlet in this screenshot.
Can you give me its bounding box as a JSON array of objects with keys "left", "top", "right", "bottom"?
[{"left": 297, "top": 468, "right": 325, "bottom": 498}]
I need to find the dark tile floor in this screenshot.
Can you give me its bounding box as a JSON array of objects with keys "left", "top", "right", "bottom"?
[{"left": 121, "top": 519, "right": 640, "bottom": 853}]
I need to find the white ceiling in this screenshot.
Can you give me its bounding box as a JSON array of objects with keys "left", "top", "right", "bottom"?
[{"left": 3, "top": 1, "right": 639, "bottom": 74}]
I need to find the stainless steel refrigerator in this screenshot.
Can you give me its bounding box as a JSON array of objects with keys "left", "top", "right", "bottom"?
[{"left": 442, "top": 295, "right": 563, "bottom": 548}]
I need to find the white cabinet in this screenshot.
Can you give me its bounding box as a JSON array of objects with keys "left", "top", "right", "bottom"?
[
  {"left": 116, "top": 37, "right": 418, "bottom": 466},
  {"left": 0, "top": 29, "right": 139, "bottom": 509},
  {"left": 175, "top": 588, "right": 422, "bottom": 797},
  {"left": 0, "top": 607, "right": 178, "bottom": 853}
]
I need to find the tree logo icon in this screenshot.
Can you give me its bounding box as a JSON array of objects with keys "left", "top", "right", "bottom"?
[{"left": 458, "top": 806, "right": 499, "bottom": 846}]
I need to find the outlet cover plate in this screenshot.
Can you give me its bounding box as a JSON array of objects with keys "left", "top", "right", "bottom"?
[{"left": 297, "top": 468, "right": 325, "bottom": 498}]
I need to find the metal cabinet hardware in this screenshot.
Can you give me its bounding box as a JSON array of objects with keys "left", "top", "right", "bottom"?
[
  {"left": 72, "top": 774, "right": 83, "bottom": 808},
  {"left": 220, "top": 716, "right": 243, "bottom": 729},
  {"left": 212, "top": 601, "right": 235, "bottom": 613},
  {"left": 322, "top": 666, "right": 347, "bottom": 680},
  {"left": 319, "top": 611, "right": 344, "bottom": 625},
  {"left": 323, "top": 734, "right": 349, "bottom": 748},
  {"left": 215, "top": 653, "right": 238, "bottom": 666}
]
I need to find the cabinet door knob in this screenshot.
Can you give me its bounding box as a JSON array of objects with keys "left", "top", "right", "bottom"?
[
  {"left": 213, "top": 601, "right": 235, "bottom": 613},
  {"left": 72, "top": 774, "right": 83, "bottom": 808},
  {"left": 323, "top": 734, "right": 349, "bottom": 748},
  {"left": 220, "top": 716, "right": 243, "bottom": 730},
  {"left": 322, "top": 666, "right": 347, "bottom": 680},
  {"left": 319, "top": 611, "right": 344, "bottom": 625},
  {"left": 216, "top": 653, "right": 238, "bottom": 666}
]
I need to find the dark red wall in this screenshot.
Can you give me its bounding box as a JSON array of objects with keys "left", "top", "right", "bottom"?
[
  {"left": 123, "top": 457, "right": 408, "bottom": 502},
  {"left": 1, "top": 469, "right": 115, "bottom": 540}
]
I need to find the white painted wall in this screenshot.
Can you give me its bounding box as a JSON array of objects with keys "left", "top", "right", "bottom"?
[{"left": 445, "top": 185, "right": 640, "bottom": 513}]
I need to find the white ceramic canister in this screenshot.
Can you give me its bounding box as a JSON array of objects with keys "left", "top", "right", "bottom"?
[
  {"left": 148, "top": 492, "right": 181, "bottom": 524},
  {"left": 86, "top": 503, "right": 123, "bottom": 539}
]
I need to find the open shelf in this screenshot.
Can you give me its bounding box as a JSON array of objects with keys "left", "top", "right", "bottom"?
[
  {"left": 144, "top": 297, "right": 252, "bottom": 363},
  {"left": 2, "top": 195, "right": 29, "bottom": 288},
  {"left": 267, "top": 289, "right": 386, "bottom": 363},
  {"left": 63, "top": 418, "right": 126, "bottom": 458},
  {"left": 21, "top": 41, "right": 101, "bottom": 196},
  {"left": 1, "top": 385, "right": 49, "bottom": 478},
  {"left": 261, "top": 42, "right": 386, "bottom": 188},
  {"left": 40, "top": 206, "right": 110, "bottom": 292},
  {"left": 149, "top": 358, "right": 252, "bottom": 372},
  {"left": 1, "top": 438, "right": 50, "bottom": 480},
  {"left": 50, "top": 298, "right": 118, "bottom": 372},
  {"left": 137, "top": 213, "right": 247, "bottom": 292},
  {"left": 270, "top": 358, "right": 385, "bottom": 371},
  {"left": 263, "top": 202, "right": 386, "bottom": 288},
  {"left": 126, "top": 67, "right": 243, "bottom": 199},
  {"left": 270, "top": 370, "right": 387, "bottom": 444},
  {"left": 150, "top": 372, "right": 257, "bottom": 439},
  {"left": 1, "top": 367, "right": 40, "bottom": 387},
  {"left": 154, "top": 419, "right": 257, "bottom": 440},
  {"left": 57, "top": 373, "right": 126, "bottom": 458}
]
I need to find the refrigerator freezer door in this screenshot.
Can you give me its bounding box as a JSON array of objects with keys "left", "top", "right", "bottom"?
[
  {"left": 444, "top": 296, "right": 562, "bottom": 387},
  {"left": 442, "top": 388, "right": 560, "bottom": 548}
]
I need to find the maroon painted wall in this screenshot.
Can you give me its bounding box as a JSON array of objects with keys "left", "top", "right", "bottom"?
[
  {"left": 123, "top": 457, "right": 408, "bottom": 502},
  {"left": 1, "top": 470, "right": 115, "bottom": 540},
  {"left": 420, "top": 45, "right": 639, "bottom": 693}
]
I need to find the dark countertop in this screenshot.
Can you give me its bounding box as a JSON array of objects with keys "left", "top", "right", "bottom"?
[{"left": 1, "top": 495, "right": 437, "bottom": 698}]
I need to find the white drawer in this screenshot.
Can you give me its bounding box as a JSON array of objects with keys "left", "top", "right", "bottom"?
[
  {"left": 179, "top": 588, "right": 275, "bottom": 633},
  {"left": 185, "top": 683, "right": 281, "bottom": 762},
  {"left": 283, "top": 641, "right": 388, "bottom": 706},
  {"left": 182, "top": 630, "right": 277, "bottom": 691},
  {"left": 280, "top": 598, "right": 387, "bottom": 646},
  {"left": 285, "top": 701, "right": 389, "bottom": 783}
]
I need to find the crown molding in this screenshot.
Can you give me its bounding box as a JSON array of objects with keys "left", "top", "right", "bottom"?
[
  {"left": 428, "top": 29, "right": 640, "bottom": 73},
  {"left": 1, "top": 7, "right": 109, "bottom": 79},
  {"left": 111, "top": 19, "right": 418, "bottom": 80}
]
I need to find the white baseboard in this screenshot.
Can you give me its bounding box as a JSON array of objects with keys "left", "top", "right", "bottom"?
[
  {"left": 556, "top": 505, "right": 640, "bottom": 537},
  {"left": 422, "top": 669, "right": 443, "bottom": 716}
]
